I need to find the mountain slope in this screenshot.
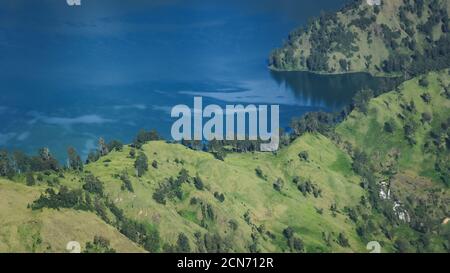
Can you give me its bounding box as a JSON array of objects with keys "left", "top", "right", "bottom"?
[
  {"left": 269, "top": 0, "right": 450, "bottom": 76},
  {"left": 57, "top": 134, "right": 366, "bottom": 253},
  {"left": 336, "top": 70, "right": 450, "bottom": 252},
  {"left": 337, "top": 70, "right": 450, "bottom": 182},
  {"left": 0, "top": 180, "right": 144, "bottom": 253},
  {"left": 0, "top": 135, "right": 366, "bottom": 253},
  {"left": 0, "top": 70, "right": 449, "bottom": 253}
]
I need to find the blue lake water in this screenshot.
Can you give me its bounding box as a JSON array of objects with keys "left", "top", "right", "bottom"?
[{"left": 0, "top": 0, "right": 388, "bottom": 161}]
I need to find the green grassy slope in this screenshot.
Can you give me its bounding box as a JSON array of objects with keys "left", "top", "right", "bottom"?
[
  {"left": 1, "top": 71, "right": 448, "bottom": 253},
  {"left": 336, "top": 70, "right": 450, "bottom": 252},
  {"left": 270, "top": 0, "right": 450, "bottom": 76},
  {"left": 337, "top": 70, "right": 450, "bottom": 182},
  {"left": 0, "top": 179, "right": 144, "bottom": 253},
  {"left": 0, "top": 135, "right": 367, "bottom": 253},
  {"left": 66, "top": 133, "right": 365, "bottom": 253}
]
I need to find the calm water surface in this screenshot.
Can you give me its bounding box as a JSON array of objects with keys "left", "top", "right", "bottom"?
[{"left": 0, "top": 0, "right": 388, "bottom": 160}]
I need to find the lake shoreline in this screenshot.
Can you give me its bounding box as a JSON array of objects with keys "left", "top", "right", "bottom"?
[{"left": 268, "top": 65, "right": 402, "bottom": 78}]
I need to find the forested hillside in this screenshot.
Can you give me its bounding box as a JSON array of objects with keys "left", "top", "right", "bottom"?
[{"left": 269, "top": 0, "right": 450, "bottom": 77}]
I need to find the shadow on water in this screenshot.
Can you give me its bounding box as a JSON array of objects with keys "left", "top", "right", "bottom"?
[{"left": 270, "top": 70, "right": 401, "bottom": 111}]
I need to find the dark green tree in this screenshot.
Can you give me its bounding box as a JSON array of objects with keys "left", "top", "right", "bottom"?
[
  {"left": 352, "top": 89, "right": 374, "bottom": 114},
  {"left": 194, "top": 175, "right": 205, "bottom": 190},
  {"left": 134, "top": 152, "right": 148, "bottom": 177},
  {"left": 84, "top": 236, "right": 116, "bottom": 253},
  {"left": 337, "top": 233, "right": 350, "bottom": 247},
  {"left": 98, "top": 137, "right": 109, "bottom": 156},
  {"left": 67, "top": 147, "right": 83, "bottom": 171},
  {"left": 0, "top": 150, "right": 15, "bottom": 178},
  {"left": 26, "top": 172, "right": 35, "bottom": 186},
  {"left": 152, "top": 160, "right": 158, "bottom": 169},
  {"left": 120, "top": 172, "right": 134, "bottom": 193},
  {"left": 176, "top": 233, "right": 191, "bottom": 253},
  {"left": 107, "top": 140, "right": 123, "bottom": 152},
  {"left": 82, "top": 175, "right": 104, "bottom": 196}
]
